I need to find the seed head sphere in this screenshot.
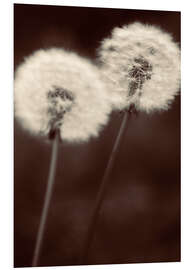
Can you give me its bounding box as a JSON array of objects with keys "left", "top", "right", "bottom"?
[
  {"left": 15, "top": 48, "right": 112, "bottom": 142},
  {"left": 98, "top": 22, "right": 180, "bottom": 112}
]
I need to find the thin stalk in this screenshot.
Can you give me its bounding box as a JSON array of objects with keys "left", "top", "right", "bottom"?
[
  {"left": 82, "top": 111, "right": 131, "bottom": 264},
  {"left": 32, "top": 130, "right": 59, "bottom": 267}
]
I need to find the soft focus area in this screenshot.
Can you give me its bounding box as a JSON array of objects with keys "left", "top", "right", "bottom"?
[{"left": 14, "top": 4, "right": 180, "bottom": 267}]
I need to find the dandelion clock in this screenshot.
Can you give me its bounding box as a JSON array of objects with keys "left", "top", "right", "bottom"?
[
  {"left": 82, "top": 23, "right": 181, "bottom": 262},
  {"left": 14, "top": 48, "right": 112, "bottom": 266},
  {"left": 15, "top": 48, "right": 111, "bottom": 142},
  {"left": 98, "top": 22, "right": 180, "bottom": 112}
]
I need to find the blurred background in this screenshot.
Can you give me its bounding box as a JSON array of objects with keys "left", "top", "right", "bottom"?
[{"left": 14, "top": 4, "right": 180, "bottom": 267}]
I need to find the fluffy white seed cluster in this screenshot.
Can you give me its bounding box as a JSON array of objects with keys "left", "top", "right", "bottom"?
[
  {"left": 98, "top": 22, "right": 181, "bottom": 113},
  {"left": 14, "top": 48, "right": 112, "bottom": 142}
]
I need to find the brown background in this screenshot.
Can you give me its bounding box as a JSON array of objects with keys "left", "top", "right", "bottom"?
[{"left": 14, "top": 4, "right": 180, "bottom": 267}]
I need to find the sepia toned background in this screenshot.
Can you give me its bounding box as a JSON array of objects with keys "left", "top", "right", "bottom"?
[{"left": 14, "top": 4, "right": 180, "bottom": 267}]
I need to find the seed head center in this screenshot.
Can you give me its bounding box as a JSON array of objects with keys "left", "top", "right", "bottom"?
[
  {"left": 47, "top": 85, "right": 74, "bottom": 131},
  {"left": 128, "top": 56, "right": 153, "bottom": 96}
]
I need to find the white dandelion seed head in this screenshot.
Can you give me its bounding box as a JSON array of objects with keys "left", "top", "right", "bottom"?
[
  {"left": 15, "top": 48, "right": 112, "bottom": 142},
  {"left": 98, "top": 22, "right": 181, "bottom": 113}
]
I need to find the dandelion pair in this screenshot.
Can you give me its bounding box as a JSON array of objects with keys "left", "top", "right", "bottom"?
[{"left": 14, "top": 22, "right": 180, "bottom": 266}]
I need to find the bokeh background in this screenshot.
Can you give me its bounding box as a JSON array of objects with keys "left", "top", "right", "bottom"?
[{"left": 14, "top": 4, "right": 180, "bottom": 267}]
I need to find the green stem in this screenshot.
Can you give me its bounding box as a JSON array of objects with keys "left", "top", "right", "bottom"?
[
  {"left": 82, "top": 111, "right": 130, "bottom": 264},
  {"left": 32, "top": 130, "right": 59, "bottom": 267}
]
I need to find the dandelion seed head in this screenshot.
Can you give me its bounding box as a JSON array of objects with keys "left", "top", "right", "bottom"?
[
  {"left": 15, "top": 48, "right": 112, "bottom": 142},
  {"left": 98, "top": 22, "right": 180, "bottom": 112}
]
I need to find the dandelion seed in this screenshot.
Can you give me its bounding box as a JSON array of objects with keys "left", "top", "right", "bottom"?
[
  {"left": 14, "top": 48, "right": 112, "bottom": 266},
  {"left": 98, "top": 22, "right": 180, "bottom": 112},
  {"left": 14, "top": 48, "right": 111, "bottom": 142},
  {"left": 82, "top": 23, "right": 181, "bottom": 263}
]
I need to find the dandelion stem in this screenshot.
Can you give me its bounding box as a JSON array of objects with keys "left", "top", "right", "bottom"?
[
  {"left": 32, "top": 129, "right": 59, "bottom": 267},
  {"left": 82, "top": 110, "right": 131, "bottom": 264}
]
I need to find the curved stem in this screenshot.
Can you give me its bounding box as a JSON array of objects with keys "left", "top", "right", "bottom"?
[
  {"left": 82, "top": 111, "right": 130, "bottom": 264},
  {"left": 32, "top": 130, "right": 59, "bottom": 267}
]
